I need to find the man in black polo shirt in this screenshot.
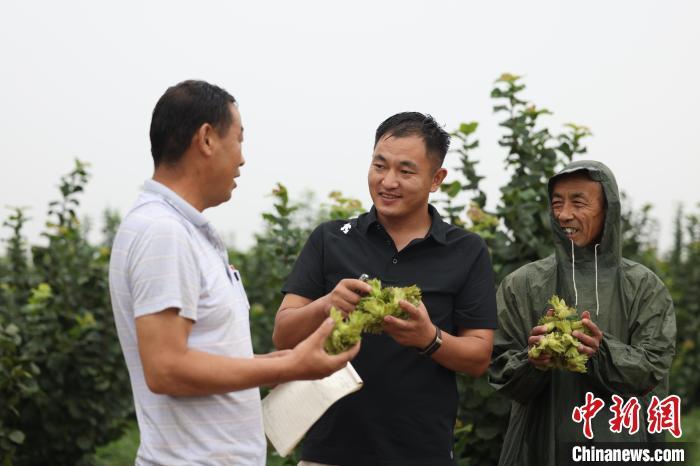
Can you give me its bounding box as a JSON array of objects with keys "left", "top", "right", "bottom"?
[{"left": 272, "top": 112, "right": 498, "bottom": 466}]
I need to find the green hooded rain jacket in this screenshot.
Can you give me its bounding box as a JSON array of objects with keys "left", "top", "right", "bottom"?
[{"left": 488, "top": 160, "right": 676, "bottom": 466}]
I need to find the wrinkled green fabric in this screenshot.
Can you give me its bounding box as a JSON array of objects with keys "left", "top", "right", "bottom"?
[{"left": 488, "top": 160, "right": 676, "bottom": 466}]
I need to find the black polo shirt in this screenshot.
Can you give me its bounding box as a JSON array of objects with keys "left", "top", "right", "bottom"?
[{"left": 282, "top": 205, "right": 497, "bottom": 466}]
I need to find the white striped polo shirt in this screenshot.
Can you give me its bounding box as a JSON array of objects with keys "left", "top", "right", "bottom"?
[{"left": 109, "top": 179, "right": 265, "bottom": 466}]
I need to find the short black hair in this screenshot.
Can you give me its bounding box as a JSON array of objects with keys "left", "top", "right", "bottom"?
[
  {"left": 150, "top": 80, "right": 236, "bottom": 166},
  {"left": 374, "top": 112, "right": 451, "bottom": 166}
]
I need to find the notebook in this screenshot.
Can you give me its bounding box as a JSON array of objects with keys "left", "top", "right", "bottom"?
[{"left": 262, "top": 363, "right": 364, "bottom": 457}]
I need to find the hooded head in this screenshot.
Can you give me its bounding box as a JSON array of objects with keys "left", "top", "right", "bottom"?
[{"left": 548, "top": 160, "right": 621, "bottom": 265}]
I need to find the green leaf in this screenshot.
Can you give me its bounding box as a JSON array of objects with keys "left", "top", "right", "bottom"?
[
  {"left": 9, "top": 430, "right": 25, "bottom": 444},
  {"left": 441, "top": 181, "right": 462, "bottom": 198},
  {"left": 95, "top": 379, "right": 110, "bottom": 391},
  {"left": 458, "top": 122, "right": 478, "bottom": 136},
  {"left": 76, "top": 434, "right": 92, "bottom": 450},
  {"left": 496, "top": 72, "right": 521, "bottom": 83},
  {"left": 475, "top": 425, "right": 501, "bottom": 440}
]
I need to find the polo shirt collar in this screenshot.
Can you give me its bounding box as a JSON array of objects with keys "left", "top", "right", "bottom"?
[
  {"left": 358, "top": 204, "right": 449, "bottom": 245},
  {"left": 142, "top": 179, "right": 210, "bottom": 229}
]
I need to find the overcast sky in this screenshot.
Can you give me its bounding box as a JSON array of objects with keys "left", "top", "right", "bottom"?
[{"left": 1, "top": 1, "right": 698, "bottom": 253}]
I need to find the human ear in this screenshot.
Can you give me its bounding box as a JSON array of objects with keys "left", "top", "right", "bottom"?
[
  {"left": 195, "top": 123, "right": 215, "bottom": 157},
  {"left": 430, "top": 168, "right": 448, "bottom": 193}
]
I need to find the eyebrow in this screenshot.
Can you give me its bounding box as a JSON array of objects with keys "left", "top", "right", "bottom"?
[
  {"left": 399, "top": 160, "right": 419, "bottom": 170},
  {"left": 552, "top": 192, "right": 589, "bottom": 200},
  {"left": 372, "top": 154, "right": 419, "bottom": 170}
]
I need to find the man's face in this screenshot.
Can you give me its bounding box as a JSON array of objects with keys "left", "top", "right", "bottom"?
[
  {"left": 551, "top": 173, "right": 605, "bottom": 247},
  {"left": 368, "top": 134, "right": 446, "bottom": 222},
  {"left": 209, "top": 104, "right": 244, "bottom": 206}
]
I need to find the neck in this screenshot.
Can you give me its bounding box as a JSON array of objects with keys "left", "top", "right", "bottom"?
[
  {"left": 152, "top": 165, "right": 206, "bottom": 212},
  {"left": 376, "top": 205, "right": 432, "bottom": 250}
]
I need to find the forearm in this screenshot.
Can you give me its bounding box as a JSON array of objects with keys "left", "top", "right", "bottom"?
[
  {"left": 586, "top": 333, "right": 674, "bottom": 396},
  {"left": 145, "top": 349, "right": 298, "bottom": 396},
  {"left": 431, "top": 331, "right": 492, "bottom": 376},
  {"left": 489, "top": 347, "right": 551, "bottom": 404},
  {"left": 273, "top": 297, "right": 328, "bottom": 349}
]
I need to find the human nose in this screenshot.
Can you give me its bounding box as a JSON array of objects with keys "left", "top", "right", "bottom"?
[
  {"left": 381, "top": 169, "right": 399, "bottom": 189},
  {"left": 557, "top": 202, "right": 574, "bottom": 221}
]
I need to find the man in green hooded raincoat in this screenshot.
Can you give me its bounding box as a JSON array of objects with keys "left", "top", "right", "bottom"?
[{"left": 489, "top": 160, "right": 676, "bottom": 465}]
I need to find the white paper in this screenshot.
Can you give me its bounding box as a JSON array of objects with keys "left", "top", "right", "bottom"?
[{"left": 262, "top": 363, "right": 363, "bottom": 457}]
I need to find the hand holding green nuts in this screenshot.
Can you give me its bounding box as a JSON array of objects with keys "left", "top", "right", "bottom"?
[
  {"left": 324, "top": 278, "right": 422, "bottom": 354},
  {"left": 528, "top": 295, "right": 591, "bottom": 373}
]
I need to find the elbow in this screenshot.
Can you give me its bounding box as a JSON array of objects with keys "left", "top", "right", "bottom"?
[
  {"left": 464, "top": 347, "right": 493, "bottom": 377},
  {"left": 466, "top": 357, "right": 491, "bottom": 378},
  {"left": 271, "top": 327, "right": 284, "bottom": 350},
  {"left": 143, "top": 368, "right": 168, "bottom": 395},
  {"left": 272, "top": 328, "right": 294, "bottom": 350},
  {"left": 272, "top": 311, "right": 294, "bottom": 350},
  {"left": 143, "top": 360, "right": 184, "bottom": 396}
]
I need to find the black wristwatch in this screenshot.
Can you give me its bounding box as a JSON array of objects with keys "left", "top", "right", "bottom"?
[{"left": 419, "top": 325, "right": 442, "bottom": 356}]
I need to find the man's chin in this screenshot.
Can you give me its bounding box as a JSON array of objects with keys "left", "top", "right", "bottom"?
[
  {"left": 212, "top": 191, "right": 233, "bottom": 208},
  {"left": 375, "top": 204, "right": 403, "bottom": 219},
  {"left": 570, "top": 237, "right": 589, "bottom": 248}
]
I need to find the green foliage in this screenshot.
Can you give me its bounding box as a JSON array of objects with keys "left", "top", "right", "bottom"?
[
  {"left": 438, "top": 121, "right": 483, "bottom": 227},
  {"left": 323, "top": 191, "right": 364, "bottom": 221},
  {"left": 324, "top": 279, "right": 422, "bottom": 354},
  {"left": 620, "top": 194, "right": 663, "bottom": 273},
  {"left": 669, "top": 407, "right": 700, "bottom": 462},
  {"left": 668, "top": 206, "right": 700, "bottom": 410},
  {"left": 92, "top": 421, "right": 139, "bottom": 466},
  {"left": 489, "top": 73, "right": 592, "bottom": 281},
  {"left": 231, "top": 183, "right": 311, "bottom": 354},
  {"left": 454, "top": 374, "right": 509, "bottom": 466},
  {"left": 0, "top": 160, "right": 132, "bottom": 465}
]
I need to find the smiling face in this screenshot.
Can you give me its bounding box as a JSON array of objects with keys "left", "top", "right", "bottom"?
[
  {"left": 551, "top": 172, "right": 606, "bottom": 247},
  {"left": 368, "top": 134, "right": 446, "bottom": 223}
]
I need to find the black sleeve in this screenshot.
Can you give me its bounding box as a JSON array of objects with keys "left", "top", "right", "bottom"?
[
  {"left": 281, "top": 224, "right": 326, "bottom": 300},
  {"left": 453, "top": 238, "right": 498, "bottom": 329}
]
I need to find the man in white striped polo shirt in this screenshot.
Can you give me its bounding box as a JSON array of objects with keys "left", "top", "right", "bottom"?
[{"left": 109, "top": 80, "right": 359, "bottom": 466}]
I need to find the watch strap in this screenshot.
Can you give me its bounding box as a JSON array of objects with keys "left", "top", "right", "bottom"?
[{"left": 419, "top": 325, "right": 442, "bottom": 356}]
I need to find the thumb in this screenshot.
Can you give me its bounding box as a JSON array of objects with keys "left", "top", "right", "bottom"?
[
  {"left": 310, "top": 317, "right": 335, "bottom": 343},
  {"left": 581, "top": 310, "right": 591, "bottom": 320}
]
